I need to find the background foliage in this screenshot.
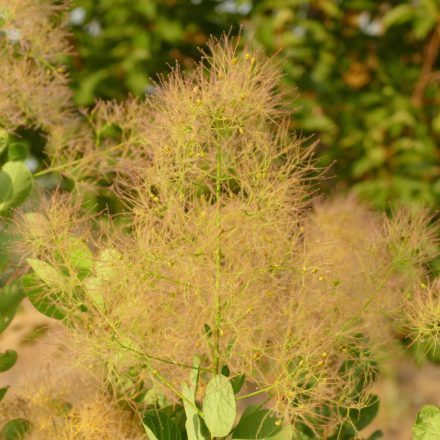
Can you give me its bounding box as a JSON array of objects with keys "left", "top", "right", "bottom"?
[{"left": 68, "top": 0, "right": 440, "bottom": 209}]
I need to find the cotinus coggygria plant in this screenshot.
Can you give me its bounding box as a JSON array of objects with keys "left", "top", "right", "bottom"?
[{"left": 1, "top": 3, "right": 439, "bottom": 439}]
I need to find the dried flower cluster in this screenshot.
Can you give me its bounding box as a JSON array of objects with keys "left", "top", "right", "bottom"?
[
  {"left": 0, "top": 372, "right": 144, "bottom": 439},
  {"left": 0, "top": 0, "right": 73, "bottom": 129},
  {"left": 0, "top": 0, "right": 131, "bottom": 184}
]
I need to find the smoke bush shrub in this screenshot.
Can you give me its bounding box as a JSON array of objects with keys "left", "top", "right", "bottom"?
[{"left": 0, "top": 2, "right": 439, "bottom": 439}]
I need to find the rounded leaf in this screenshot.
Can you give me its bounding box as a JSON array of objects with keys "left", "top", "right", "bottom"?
[
  {"left": 7, "top": 142, "right": 28, "bottom": 162},
  {"left": 348, "top": 394, "right": 380, "bottom": 431},
  {"left": 0, "top": 173, "right": 13, "bottom": 212},
  {"left": 231, "top": 374, "right": 245, "bottom": 394},
  {"left": 203, "top": 374, "right": 236, "bottom": 437},
  {"left": 232, "top": 408, "right": 282, "bottom": 439},
  {"left": 142, "top": 411, "right": 182, "bottom": 440},
  {"left": 27, "top": 258, "right": 65, "bottom": 288},
  {"left": 0, "top": 418, "right": 31, "bottom": 439},
  {"left": 0, "top": 350, "right": 17, "bottom": 372},
  {"left": 64, "top": 236, "right": 93, "bottom": 279},
  {"left": 412, "top": 405, "right": 440, "bottom": 440},
  {"left": 0, "top": 281, "right": 25, "bottom": 333},
  {"left": 22, "top": 274, "right": 65, "bottom": 320},
  {"left": 0, "top": 162, "right": 33, "bottom": 214}
]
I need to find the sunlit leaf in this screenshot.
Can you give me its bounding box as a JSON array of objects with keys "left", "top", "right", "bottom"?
[{"left": 203, "top": 374, "right": 236, "bottom": 437}]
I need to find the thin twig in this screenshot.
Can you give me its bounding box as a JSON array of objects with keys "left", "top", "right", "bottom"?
[{"left": 412, "top": 24, "right": 440, "bottom": 107}]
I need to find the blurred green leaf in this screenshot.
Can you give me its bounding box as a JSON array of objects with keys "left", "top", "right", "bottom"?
[
  {"left": 7, "top": 142, "right": 29, "bottom": 162},
  {"left": 0, "top": 350, "right": 17, "bottom": 372},
  {"left": 0, "top": 280, "right": 26, "bottom": 333},
  {"left": 0, "top": 387, "right": 8, "bottom": 402},
  {"left": 0, "top": 419, "right": 31, "bottom": 440},
  {"left": 412, "top": 405, "right": 440, "bottom": 440},
  {"left": 67, "top": 0, "right": 440, "bottom": 209},
  {"left": 382, "top": 4, "right": 415, "bottom": 29},
  {"left": 0, "top": 130, "right": 9, "bottom": 156},
  {"left": 0, "top": 162, "right": 33, "bottom": 215}
]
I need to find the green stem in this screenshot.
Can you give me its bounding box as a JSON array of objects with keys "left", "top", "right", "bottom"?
[
  {"left": 150, "top": 368, "right": 205, "bottom": 419},
  {"left": 87, "top": 311, "right": 205, "bottom": 417},
  {"left": 214, "top": 139, "right": 222, "bottom": 374},
  {"left": 236, "top": 385, "right": 275, "bottom": 401},
  {"left": 341, "top": 263, "right": 394, "bottom": 332},
  {"left": 33, "top": 141, "right": 126, "bottom": 177}
]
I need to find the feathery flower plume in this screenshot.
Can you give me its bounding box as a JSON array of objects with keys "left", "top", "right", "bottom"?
[{"left": 8, "top": 35, "right": 439, "bottom": 438}]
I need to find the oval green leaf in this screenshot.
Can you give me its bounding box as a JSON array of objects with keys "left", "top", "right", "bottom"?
[
  {"left": 65, "top": 236, "right": 93, "bottom": 279},
  {"left": 0, "top": 350, "right": 17, "bottom": 372},
  {"left": 348, "top": 394, "right": 380, "bottom": 431},
  {"left": 22, "top": 274, "right": 65, "bottom": 320},
  {"left": 27, "top": 258, "right": 65, "bottom": 288},
  {"left": 0, "top": 173, "right": 13, "bottom": 213},
  {"left": 0, "top": 129, "right": 9, "bottom": 155},
  {"left": 142, "top": 410, "right": 182, "bottom": 440},
  {"left": 231, "top": 374, "right": 245, "bottom": 394},
  {"left": 412, "top": 405, "right": 440, "bottom": 440},
  {"left": 203, "top": 374, "right": 236, "bottom": 437},
  {"left": 0, "top": 162, "right": 33, "bottom": 214},
  {"left": 0, "top": 387, "right": 8, "bottom": 402},
  {"left": 232, "top": 408, "right": 282, "bottom": 439},
  {"left": 7, "top": 142, "right": 29, "bottom": 162},
  {"left": 0, "top": 418, "right": 31, "bottom": 439},
  {"left": 182, "top": 383, "right": 208, "bottom": 440},
  {"left": 0, "top": 281, "right": 26, "bottom": 333}
]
